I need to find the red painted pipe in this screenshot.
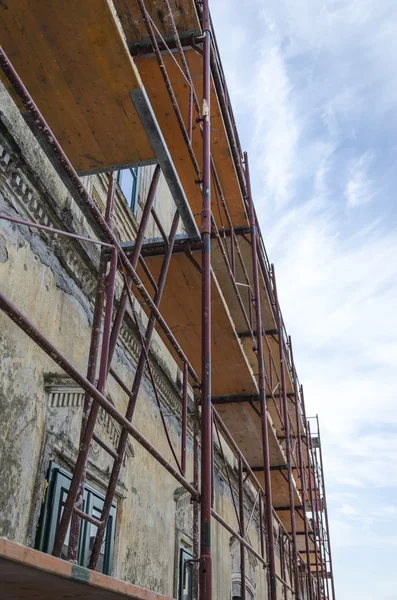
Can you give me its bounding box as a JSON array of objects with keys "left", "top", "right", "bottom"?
[
  {"left": 199, "top": 0, "right": 213, "bottom": 597},
  {"left": 245, "top": 152, "right": 277, "bottom": 600},
  {"left": 272, "top": 265, "right": 300, "bottom": 598}
]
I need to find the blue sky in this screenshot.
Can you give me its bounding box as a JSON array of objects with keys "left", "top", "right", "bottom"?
[{"left": 211, "top": 1, "right": 397, "bottom": 598}]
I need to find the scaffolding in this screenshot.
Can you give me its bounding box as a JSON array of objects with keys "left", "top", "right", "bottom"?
[{"left": 0, "top": 1, "right": 335, "bottom": 599}]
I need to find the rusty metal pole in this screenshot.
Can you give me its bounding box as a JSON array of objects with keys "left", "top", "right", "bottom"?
[
  {"left": 199, "top": 0, "right": 212, "bottom": 597},
  {"left": 289, "top": 340, "right": 314, "bottom": 600},
  {"left": 88, "top": 211, "right": 181, "bottom": 569},
  {"left": 68, "top": 173, "right": 116, "bottom": 561},
  {"left": 306, "top": 421, "right": 322, "bottom": 600},
  {"left": 311, "top": 436, "right": 326, "bottom": 598},
  {"left": 238, "top": 456, "right": 247, "bottom": 600},
  {"left": 316, "top": 416, "right": 336, "bottom": 600},
  {"left": 181, "top": 361, "right": 189, "bottom": 476},
  {"left": 193, "top": 398, "right": 200, "bottom": 600},
  {"left": 0, "top": 48, "right": 199, "bottom": 385},
  {"left": 271, "top": 266, "right": 300, "bottom": 599},
  {"left": 259, "top": 491, "right": 265, "bottom": 561},
  {"left": 108, "top": 165, "right": 161, "bottom": 363},
  {"left": 53, "top": 243, "right": 118, "bottom": 558},
  {"left": 314, "top": 427, "right": 330, "bottom": 600},
  {"left": 245, "top": 153, "right": 277, "bottom": 600}
]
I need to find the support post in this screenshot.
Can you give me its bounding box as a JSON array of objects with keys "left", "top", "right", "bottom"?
[
  {"left": 245, "top": 154, "right": 277, "bottom": 600},
  {"left": 68, "top": 174, "right": 116, "bottom": 561},
  {"left": 306, "top": 421, "right": 322, "bottom": 600},
  {"left": 88, "top": 211, "right": 180, "bottom": 569},
  {"left": 199, "top": 1, "right": 212, "bottom": 597},
  {"left": 108, "top": 164, "right": 161, "bottom": 363},
  {"left": 239, "top": 456, "right": 247, "bottom": 600},
  {"left": 290, "top": 341, "right": 314, "bottom": 600},
  {"left": 311, "top": 431, "right": 326, "bottom": 598},
  {"left": 317, "top": 416, "right": 336, "bottom": 599},
  {"left": 181, "top": 361, "right": 188, "bottom": 476},
  {"left": 193, "top": 398, "right": 200, "bottom": 600},
  {"left": 53, "top": 243, "right": 118, "bottom": 558},
  {"left": 271, "top": 266, "right": 300, "bottom": 598}
]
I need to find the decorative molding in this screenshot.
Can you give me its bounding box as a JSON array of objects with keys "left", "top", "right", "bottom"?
[
  {"left": 45, "top": 376, "right": 134, "bottom": 462},
  {"left": 0, "top": 129, "right": 186, "bottom": 423},
  {"left": 0, "top": 138, "right": 97, "bottom": 299}
]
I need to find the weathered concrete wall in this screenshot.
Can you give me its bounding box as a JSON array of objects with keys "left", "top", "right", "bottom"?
[{"left": 0, "top": 80, "right": 292, "bottom": 599}]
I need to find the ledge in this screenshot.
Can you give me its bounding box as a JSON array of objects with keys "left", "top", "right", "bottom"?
[{"left": 0, "top": 537, "right": 172, "bottom": 600}]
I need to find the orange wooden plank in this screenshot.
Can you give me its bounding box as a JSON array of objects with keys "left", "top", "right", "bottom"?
[
  {"left": 140, "top": 252, "right": 258, "bottom": 396},
  {"left": 0, "top": 537, "right": 172, "bottom": 600},
  {"left": 0, "top": 0, "right": 156, "bottom": 172},
  {"left": 135, "top": 49, "right": 249, "bottom": 229}
]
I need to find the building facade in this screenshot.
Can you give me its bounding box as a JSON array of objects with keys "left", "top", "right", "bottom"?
[{"left": 0, "top": 2, "right": 335, "bottom": 600}]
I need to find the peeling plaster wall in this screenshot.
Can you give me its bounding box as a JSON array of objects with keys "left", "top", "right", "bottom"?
[{"left": 0, "top": 81, "right": 291, "bottom": 599}]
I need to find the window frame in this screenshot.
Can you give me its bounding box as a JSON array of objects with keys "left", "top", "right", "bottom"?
[
  {"left": 36, "top": 462, "right": 116, "bottom": 575},
  {"left": 117, "top": 167, "right": 140, "bottom": 214},
  {"left": 178, "top": 546, "right": 193, "bottom": 600}
]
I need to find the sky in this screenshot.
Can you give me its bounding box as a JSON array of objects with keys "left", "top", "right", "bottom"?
[{"left": 211, "top": 1, "right": 397, "bottom": 598}]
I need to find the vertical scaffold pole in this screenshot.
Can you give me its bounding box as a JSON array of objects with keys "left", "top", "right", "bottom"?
[
  {"left": 238, "top": 456, "right": 247, "bottom": 600},
  {"left": 316, "top": 416, "right": 336, "bottom": 600},
  {"left": 193, "top": 398, "right": 200, "bottom": 600},
  {"left": 200, "top": 0, "right": 212, "bottom": 598},
  {"left": 271, "top": 266, "right": 300, "bottom": 598},
  {"left": 306, "top": 420, "right": 322, "bottom": 600},
  {"left": 289, "top": 339, "right": 314, "bottom": 600},
  {"left": 245, "top": 153, "right": 277, "bottom": 600},
  {"left": 68, "top": 173, "right": 116, "bottom": 561},
  {"left": 310, "top": 426, "right": 326, "bottom": 598}
]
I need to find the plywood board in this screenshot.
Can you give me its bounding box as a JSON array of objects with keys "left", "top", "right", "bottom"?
[
  {"left": 211, "top": 234, "right": 276, "bottom": 334},
  {"left": 0, "top": 538, "right": 172, "bottom": 599},
  {"left": 257, "top": 469, "right": 301, "bottom": 510},
  {"left": 215, "top": 401, "right": 283, "bottom": 468},
  {"left": 134, "top": 49, "right": 249, "bottom": 229},
  {"left": 139, "top": 252, "right": 258, "bottom": 396},
  {"left": 241, "top": 334, "right": 299, "bottom": 437},
  {"left": 0, "top": 0, "right": 156, "bottom": 172}
]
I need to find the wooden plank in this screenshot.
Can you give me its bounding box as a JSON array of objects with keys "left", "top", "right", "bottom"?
[
  {"left": 0, "top": 0, "right": 156, "bottom": 172},
  {"left": 139, "top": 252, "right": 258, "bottom": 396},
  {"left": 241, "top": 334, "right": 298, "bottom": 437},
  {"left": 266, "top": 469, "right": 301, "bottom": 509},
  {"left": 276, "top": 511, "right": 316, "bottom": 554},
  {"left": 215, "top": 401, "right": 284, "bottom": 468},
  {"left": 134, "top": 50, "right": 249, "bottom": 229},
  {"left": 211, "top": 234, "right": 276, "bottom": 334},
  {"left": 0, "top": 537, "right": 172, "bottom": 600}
]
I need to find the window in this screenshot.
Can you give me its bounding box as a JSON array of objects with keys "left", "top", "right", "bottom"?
[
  {"left": 117, "top": 167, "right": 140, "bottom": 214},
  {"left": 179, "top": 547, "right": 193, "bottom": 600},
  {"left": 36, "top": 462, "right": 116, "bottom": 575}
]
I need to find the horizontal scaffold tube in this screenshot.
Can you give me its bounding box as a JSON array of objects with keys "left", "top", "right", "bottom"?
[{"left": 211, "top": 509, "right": 268, "bottom": 568}]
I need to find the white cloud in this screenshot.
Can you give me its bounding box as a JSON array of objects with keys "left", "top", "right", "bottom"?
[
  {"left": 211, "top": 1, "right": 397, "bottom": 598},
  {"left": 251, "top": 47, "right": 300, "bottom": 207},
  {"left": 340, "top": 503, "right": 359, "bottom": 517},
  {"left": 345, "top": 152, "right": 374, "bottom": 208}
]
